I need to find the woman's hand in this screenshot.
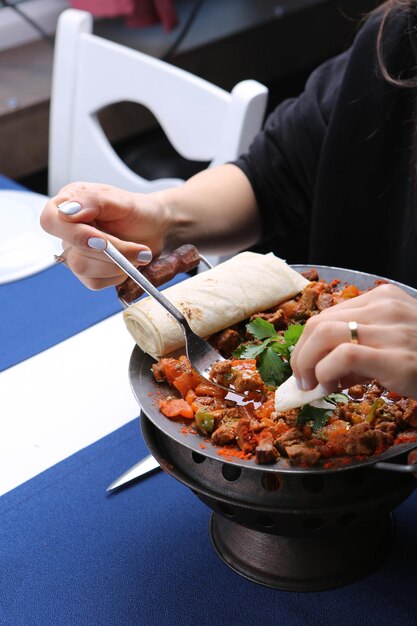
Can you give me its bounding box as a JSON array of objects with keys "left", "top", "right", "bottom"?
[
  {"left": 40, "top": 166, "right": 261, "bottom": 291},
  {"left": 290, "top": 283, "right": 417, "bottom": 400},
  {"left": 40, "top": 182, "right": 170, "bottom": 289}
]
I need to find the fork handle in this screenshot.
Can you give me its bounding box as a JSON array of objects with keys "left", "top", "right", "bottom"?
[{"left": 103, "top": 241, "right": 190, "bottom": 330}]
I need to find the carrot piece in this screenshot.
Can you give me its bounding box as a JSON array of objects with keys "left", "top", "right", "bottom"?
[
  {"left": 260, "top": 417, "right": 277, "bottom": 429},
  {"left": 173, "top": 371, "right": 202, "bottom": 397},
  {"left": 341, "top": 284, "right": 360, "bottom": 299},
  {"left": 160, "top": 358, "right": 183, "bottom": 384},
  {"left": 231, "top": 359, "right": 257, "bottom": 370},
  {"left": 255, "top": 394, "right": 275, "bottom": 419},
  {"left": 194, "top": 381, "right": 227, "bottom": 398},
  {"left": 185, "top": 389, "right": 201, "bottom": 413},
  {"left": 159, "top": 398, "right": 194, "bottom": 419}
]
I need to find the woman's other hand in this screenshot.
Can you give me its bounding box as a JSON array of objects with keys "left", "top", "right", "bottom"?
[{"left": 290, "top": 283, "right": 417, "bottom": 400}]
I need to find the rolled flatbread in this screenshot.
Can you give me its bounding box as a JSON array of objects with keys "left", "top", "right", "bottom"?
[
  {"left": 123, "top": 251, "right": 309, "bottom": 359},
  {"left": 275, "top": 375, "right": 327, "bottom": 412}
]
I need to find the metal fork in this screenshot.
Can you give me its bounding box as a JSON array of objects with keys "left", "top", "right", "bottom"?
[{"left": 98, "top": 240, "right": 234, "bottom": 392}]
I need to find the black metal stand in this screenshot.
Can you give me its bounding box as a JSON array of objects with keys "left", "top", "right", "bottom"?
[{"left": 210, "top": 512, "right": 395, "bottom": 591}]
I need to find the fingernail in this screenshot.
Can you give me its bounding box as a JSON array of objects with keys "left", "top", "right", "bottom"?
[
  {"left": 58, "top": 201, "right": 82, "bottom": 215},
  {"left": 88, "top": 237, "right": 106, "bottom": 251},
  {"left": 302, "top": 378, "right": 311, "bottom": 390},
  {"left": 295, "top": 377, "right": 303, "bottom": 390},
  {"left": 137, "top": 249, "right": 153, "bottom": 263}
]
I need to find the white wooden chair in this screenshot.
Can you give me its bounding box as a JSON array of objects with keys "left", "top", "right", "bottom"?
[{"left": 48, "top": 8, "right": 268, "bottom": 197}]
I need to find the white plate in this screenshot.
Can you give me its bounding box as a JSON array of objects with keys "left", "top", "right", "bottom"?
[{"left": 0, "top": 190, "right": 62, "bottom": 284}]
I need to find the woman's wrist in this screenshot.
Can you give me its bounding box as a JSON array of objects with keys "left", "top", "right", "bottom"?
[
  {"left": 151, "top": 164, "right": 260, "bottom": 254},
  {"left": 155, "top": 187, "right": 196, "bottom": 251},
  {"left": 128, "top": 188, "right": 182, "bottom": 253}
]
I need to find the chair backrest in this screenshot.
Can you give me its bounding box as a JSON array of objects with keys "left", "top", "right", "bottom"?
[{"left": 48, "top": 9, "right": 268, "bottom": 197}]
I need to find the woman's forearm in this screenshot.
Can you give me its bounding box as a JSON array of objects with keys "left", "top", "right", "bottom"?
[{"left": 152, "top": 163, "right": 261, "bottom": 254}]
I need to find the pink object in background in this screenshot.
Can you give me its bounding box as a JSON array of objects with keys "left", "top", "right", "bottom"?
[
  {"left": 128, "top": 0, "right": 178, "bottom": 30},
  {"left": 69, "top": 0, "right": 178, "bottom": 31}
]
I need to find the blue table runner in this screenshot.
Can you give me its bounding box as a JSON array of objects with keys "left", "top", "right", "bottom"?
[{"left": 1, "top": 418, "right": 417, "bottom": 626}]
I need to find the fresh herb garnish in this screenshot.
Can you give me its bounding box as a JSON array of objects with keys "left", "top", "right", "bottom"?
[
  {"left": 233, "top": 338, "right": 271, "bottom": 360},
  {"left": 325, "top": 392, "right": 349, "bottom": 405},
  {"left": 233, "top": 319, "right": 304, "bottom": 388},
  {"left": 297, "top": 405, "right": 334, "bottom": 433},
  {"left": 246, "top": 317, "right": 279, "bottom": 340},
  {"left": 296, "top": 393, "right": 349, "bottom": 433},
  {"left": 258, "top": 347, "right": 292, "bottom": 387},
  {"left": 283, "top": 323, "right": 305, "bottom": 346}
]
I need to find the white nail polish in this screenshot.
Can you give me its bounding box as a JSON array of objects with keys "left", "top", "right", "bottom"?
[
  {"left": 88, "top": 237, "right": 106, "bottom": 250},
  {"left": 137, "top": 250, "right": 153, "bottom": 263},
  {"left": 58, "top": 201, "right": 82, "bottom": 215}
]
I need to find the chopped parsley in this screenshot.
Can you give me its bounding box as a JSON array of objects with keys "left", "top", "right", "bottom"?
[
  {"left": 296, "top": 393, "right": 349, "bottom": 433},
  {"left": 297, "top": 405, "right": 334, "bottom": 433},
  {"left": 233, "top": 319, "right": 304, "bottom": 388},
  {"left": 258, "top": 347, "right": 291, "bottom": 387}
]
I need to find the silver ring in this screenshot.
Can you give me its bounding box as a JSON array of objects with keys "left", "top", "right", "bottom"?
[{"left": 348, "top": 320, "right": 359, "bottom": 344}]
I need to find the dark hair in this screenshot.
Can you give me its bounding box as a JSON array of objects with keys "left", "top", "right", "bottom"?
[{"left": 376, "top": 0, "right": 417, "bottom": 86}]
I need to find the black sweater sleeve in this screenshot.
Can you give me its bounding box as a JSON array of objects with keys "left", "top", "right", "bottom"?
[{"left": 234, "top": 50, "right": 349, "bottom": 259}]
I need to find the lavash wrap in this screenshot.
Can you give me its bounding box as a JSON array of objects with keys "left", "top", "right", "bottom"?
[{"left": 123, "top": 252, "right": 309, "bottom": 359}]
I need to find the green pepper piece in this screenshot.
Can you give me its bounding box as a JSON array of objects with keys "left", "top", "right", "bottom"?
[
  {"left": 195, "top": 410, "right": 215, "bottom": 435},
  {"left": 366, "top": 398, "right": 385, "bottom": 424}
]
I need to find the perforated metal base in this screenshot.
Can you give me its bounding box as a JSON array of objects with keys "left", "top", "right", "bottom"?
[
  {"left": 141, "top": 414, "right": 404, "bottom": 591},
  {"left": 209, "top": 512, "right": 395, "bottom": 591}
]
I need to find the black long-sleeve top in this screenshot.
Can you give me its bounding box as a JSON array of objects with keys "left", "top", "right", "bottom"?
[{"left": 235, "top": 10, "right": 417, "bottom": 287}]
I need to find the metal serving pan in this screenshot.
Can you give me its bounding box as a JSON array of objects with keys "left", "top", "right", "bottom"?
[{"left": 129, "top": 265, "right": 417, "bottom": 475}]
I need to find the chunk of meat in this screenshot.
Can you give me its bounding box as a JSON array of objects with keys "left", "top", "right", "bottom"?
[
  {"left": 210, "top": 328, "right": 241, "bottom": 357},
  {"left": 375, "top": 421, "right": 398, "bottom": 436},
  {"left": 151, "top": 361, "right": 166, "bottom": 383},
  {"left": 250, "top": 308, "right": 288, "bottom": 331},
  {"left": 383, "top": 403, "right": 405, "bottom": 423},
  {"left": 343, "top": 422, "right": 392, "bottom": 456},
  {"left": 279, "top": 299, "right": 298, "bottom": 320},
  {"left": 397, "top": 398, "right": 417, "bottom": 427},
  {"left": 348, "top": 384, "right": 366, "bottom": 399},
  {"left": 209, "top": 360, "right": 233, "bottom": 387},
  {"left": 212, "top": 408, "right": 240, "bottom": 420},
  {"left": 211, "top": 359, "right": 264, "bottom": 394},
  {"left": 316, "top": 292, "right": 334, "bottom": 311},
  {"left": 211, "top": 421, "right": 238, "bottom": 446},
  {"left": 344, "top": 423, "right": 374, "bottom": 455},
  {"left": 275, "top": 428, "right": 303, "bottom": 455},
  {"left": 294, "top": 283, "right": 322, "bottom": 320},
  {"left": 301, "top": 268, "right": 319, "bottom": 282},
  {"left": 236, "top": 417, "right": 257, "bottom": 454},
  {"left": 363, "top": 381, "right": 384, "bottom": 403},
  {"left": 232, "top": 366, "right": 264, "bottom": 394},
  {"left": 255, "top": 430, "right": 280, "bottom": 464},
  {"left": 210, "top": 360, "right": 232, "bottom": 377},
  {"left": 339, "top": 401, "right": 368, "bottom": 423},
  {"left": 286, "top": 444, "right": 321, "bottom": 466},
  {"left": 373, "top": 428, "right": 394, "bottom": 449}
]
